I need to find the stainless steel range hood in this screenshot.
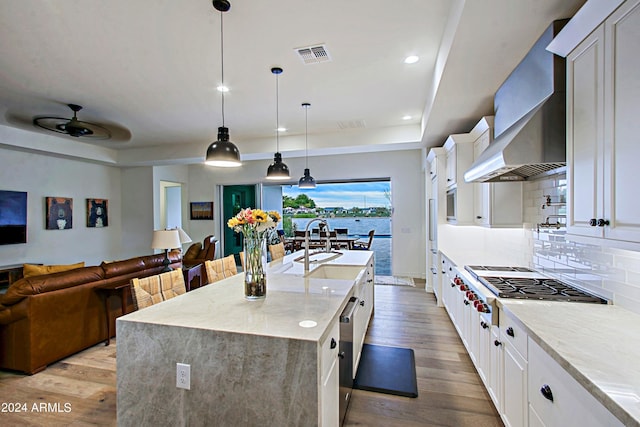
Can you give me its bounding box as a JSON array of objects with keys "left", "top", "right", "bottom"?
[{"left": 464, "top": 20, "right": 568, "bottom": 183}]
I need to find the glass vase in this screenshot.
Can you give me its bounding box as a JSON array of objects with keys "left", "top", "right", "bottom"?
[{"left": 243, "top": 235, "right": 267, "bottom": 300}]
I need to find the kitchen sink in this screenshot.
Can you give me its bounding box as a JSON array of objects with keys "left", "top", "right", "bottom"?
[
  {"left": 305, "top": 265, "right": 364, "bottom": 281},
  {"left": 293, "top": 251, "right": 343, "bottom": 264}
]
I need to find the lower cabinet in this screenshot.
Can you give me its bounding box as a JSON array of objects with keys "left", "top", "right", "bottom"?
[
  {"left": 352, "top": 258, "right": 374, "bottom": 375},
  {"left": 320, "top": 319, "right": 340, "bottom": 427},
  {"left": 441, "top": 283, "right": 625, "bottom": 427},
  {"left": 500, "top": 311, "right": 529, "bottom": 427},
  {"left": 527, "top": 338, "right": 623, "bottom": 427},
  {"left": 488, "top": 324, "right": 503, "bottom": 411},
  {"left": 502, "top": 339, "right": 527, "bottom": 427}
]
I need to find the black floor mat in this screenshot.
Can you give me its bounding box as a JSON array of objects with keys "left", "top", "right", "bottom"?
[{"left": 353, "top": 344, "right": 418, "bottom": 398}]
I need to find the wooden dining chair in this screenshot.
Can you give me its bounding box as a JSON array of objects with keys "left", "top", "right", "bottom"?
[
  {"left": 130, "top": 269, "right": 186, "bottom": 310},
  {"left": 269, "top": 242, "right": 286, "bottom": 260},
  {"left": 293, "top": 230, "right": 307, "bottom": 250},
  {"left": 352, "top": 230, "right": 375, "bottom": 250},
  {"left": 204, "top": 255, "right": 239, "bottom": 284}
]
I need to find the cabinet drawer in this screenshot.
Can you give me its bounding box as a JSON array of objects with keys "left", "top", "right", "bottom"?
[
  {"left": 321, "top": 320, "right": 340, "bottom": 380},
  {"left": 528, "top": 338, "right": 623, "bottom": 427},
  {"left": 500, "top": 310, "right": 528, "bottom": 359}
]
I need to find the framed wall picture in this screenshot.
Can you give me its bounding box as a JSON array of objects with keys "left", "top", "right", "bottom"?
[
  {"left": 190, "top": 201, "right": 214, "bottom": 220},
  {"left": 46, "top": 197, "right": 73, "bottom": 230},
  {"left": 87, "top": 198, "right": 109, "bottom": 227}
]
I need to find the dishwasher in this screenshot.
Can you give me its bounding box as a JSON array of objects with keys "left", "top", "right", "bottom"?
[{"left": 339, "top": 296, "right": 358, "bottom": 425}]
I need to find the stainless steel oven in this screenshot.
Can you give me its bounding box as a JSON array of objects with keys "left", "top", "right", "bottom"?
[{"left": 446, "top": 188, "right": 456, "bottom": 221}]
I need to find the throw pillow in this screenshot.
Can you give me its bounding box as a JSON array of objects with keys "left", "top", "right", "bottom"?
[{"left": 23, "top": 262, "right": 85, "bottom": 278}]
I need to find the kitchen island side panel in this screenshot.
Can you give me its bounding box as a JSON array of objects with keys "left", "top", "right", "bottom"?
[{"left": 116, "top": 321, "right": 318, "bottom": 427}]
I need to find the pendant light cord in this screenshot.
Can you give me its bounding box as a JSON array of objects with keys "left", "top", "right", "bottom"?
[
  {"left": 304, "top": 105, "right": 309, "bottom": 168},
  {"left": 275, "top": 72, "right": 280, "bottom": 152},
  {"left": 220, "top": 12, "right": 225, "bottom": 127}
]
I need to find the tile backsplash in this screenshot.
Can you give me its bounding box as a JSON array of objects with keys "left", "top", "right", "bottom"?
[{"left": 524, "top": 173, "right": 640, "bottom": 315}]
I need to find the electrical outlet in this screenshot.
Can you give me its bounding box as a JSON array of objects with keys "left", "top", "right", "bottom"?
[{"left": 176, "top": 363, "right": 190, "bottom": 390}]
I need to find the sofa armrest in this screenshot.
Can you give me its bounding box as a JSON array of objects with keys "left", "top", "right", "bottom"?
[{"left": 0, "top": 300, "right": 28, "bottom": 325}]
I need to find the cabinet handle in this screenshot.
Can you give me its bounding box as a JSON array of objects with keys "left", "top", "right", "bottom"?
[
  {"left": 451, "top": 282, "right": 456, "bottom": 287},
  {"left": 540, "top": 384, "right": 554, "bottom": 402},
  {"left": 338, "top": 352, "right": 345, "bottom": 360},
  {"left": 464, "top": 300, "right": 470, "bottom": 306},
  {"left": 589, "top": 218, "right": 597, "bottom": 227},
  {"left": 442, "top": 270, "right": 446, "bottom": 274},
  {"left": 476, "top": 216, "right": 482, "bottom": 219},
  {"left": 597, "top": 219, "right": 610, "bottom": 227},
  {"left": 359, "top": 300, "right": 365, "bottom": 307},
  {"left": 447, "top": 178, "right": 452, "bottom": 182},
  {"left": 480, "top": 321, "right": 489, "bottom": 329},
  {"left": 330, "top": 338, "right": 337, "bottom": 349},
  {"left": 506, "top": 327, "right": 515, "bottom": 337},
  {"left": 494, "top": 340, "right": 502, "bottom": 347}
]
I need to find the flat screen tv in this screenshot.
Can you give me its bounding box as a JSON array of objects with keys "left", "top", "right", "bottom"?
[{"left": 0, "top": 190, "right": 27, "bottom": 245}]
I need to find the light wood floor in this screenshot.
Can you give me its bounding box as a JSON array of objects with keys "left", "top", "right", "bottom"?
[{"left": 0, "top": 282, "right": 502, "bottom": 426}]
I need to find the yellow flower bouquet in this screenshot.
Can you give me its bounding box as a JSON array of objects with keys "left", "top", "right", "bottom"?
[{"left": 228, "top": 208, "right": 280, "bottom": 299}]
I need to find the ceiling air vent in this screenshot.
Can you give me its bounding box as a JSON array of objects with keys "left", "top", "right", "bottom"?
[
  {"left": 295, "top": 44, "right": 331, "bottom": 64},
  {"left": 337, "top": 119, "right": 366, "bottom": 130}
]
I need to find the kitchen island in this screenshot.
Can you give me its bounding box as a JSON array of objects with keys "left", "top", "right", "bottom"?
[{"left": 116, "top": 250, "right": 373, "bottom": 427}]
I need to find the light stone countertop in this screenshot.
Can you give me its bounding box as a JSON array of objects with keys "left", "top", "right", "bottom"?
[
  {"left": 500, "top": 300, "right": 640, "bottom": 427},
  {"left": 117, "top": 250, "right": 373, "bottom": 343}
]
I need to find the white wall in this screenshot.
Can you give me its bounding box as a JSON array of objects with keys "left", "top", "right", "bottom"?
[
  {"left": 0, "top": 142, "right": 425, "bottom": 277},
  {"left": 188, "top": 150, "right": 426, "bottom": 278},
  {"left": 0, "top": 147, "right": 122, "bottom": 266}
]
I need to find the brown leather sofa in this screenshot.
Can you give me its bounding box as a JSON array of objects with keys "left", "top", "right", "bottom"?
[{"left": 0, "top": 251, "right": 181, "bottom": 374}]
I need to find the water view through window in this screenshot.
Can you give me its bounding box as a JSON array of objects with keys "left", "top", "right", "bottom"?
[{"left": 282, "top": 181, "right": 392, "bottom": 276}]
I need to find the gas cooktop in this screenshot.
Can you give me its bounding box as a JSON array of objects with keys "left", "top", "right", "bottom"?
[
  {"left": 464, "top": 265, "right": 608, "bottom": 304},
  {"left": 466, "top": 265, "right": 535, "bottom": 273}
]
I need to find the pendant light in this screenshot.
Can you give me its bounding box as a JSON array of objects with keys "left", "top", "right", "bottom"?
[
  {"left": 205, "top": 0, "right": 242, "bottom": 167},
  {"left": 298, "top": 103, "right": 316, "bottom": 189},
  {"left": 266, "top": 67, "right": 290, "bottom": 180}
]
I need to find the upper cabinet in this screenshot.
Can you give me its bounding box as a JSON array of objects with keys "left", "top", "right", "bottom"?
[
  {"left": 471, "top": 117, "right": 523, "bottom": 228},
  {"left": 443, "top": 134, "right": 475, "bottom": 225},
  {"left": 567, "top": 0, "right": 640, "bottom": 244}
]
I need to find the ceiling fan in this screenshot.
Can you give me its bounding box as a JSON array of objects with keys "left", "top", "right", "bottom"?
[{"left": 33, "top": 104, "right": 112, "bottom": 140}]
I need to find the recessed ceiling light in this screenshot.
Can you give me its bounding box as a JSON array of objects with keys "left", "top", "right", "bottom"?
[
  {"left": 217, "top": 85, "right": 229, "bottom": 92},
  {"left": 404, "top": 55, "right": 419, "bottom": 64},
  {"left": 277, "top": 127, "right": 287, "bottom": 132},
  {"left": 402, "top": 115, "right": 412, "bottom": 120}
]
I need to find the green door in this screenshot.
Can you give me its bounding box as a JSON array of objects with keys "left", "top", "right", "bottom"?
[{"left": 222, "top": 185, "right": 257, "bottom": 257}]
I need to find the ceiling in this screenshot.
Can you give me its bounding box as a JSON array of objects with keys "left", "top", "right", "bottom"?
[{"left": 0, "top": 0, "right": 584, "bottom": 166}]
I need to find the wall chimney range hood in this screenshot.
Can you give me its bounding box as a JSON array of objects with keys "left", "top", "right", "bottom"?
[{"left": 464, "top": 20, "right": 568, "bottom": 183}]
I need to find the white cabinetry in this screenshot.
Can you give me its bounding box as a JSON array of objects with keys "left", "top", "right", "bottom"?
[
  {"left": 353, "top": 257, "right": 374, "bottom": 375},
  {"left": 426, "top": 148, "right": 446, "bottom": 300},
  {"left": 567, "top": 0, "right": 640, "bottom": 244},
  {"left": 471, "top": 117, "right": 523, "bottom": 227},
  {"left": 528, "top": 338, "right": 623, "bottom": 427},
  {"left": 488, "top": 324, "right": 503, "bottom": 411},
  {"left": 440, "top": 254, "right": 457, "bottom": 323},
  {"left": 320, "top": 318, "right": 340, "bottom": 427},
  {"left": 443, "top": 134, "right": 475, "bottom": 224},
  {"left": 499, "top": 313, "right": 528, "bottom": 427}
]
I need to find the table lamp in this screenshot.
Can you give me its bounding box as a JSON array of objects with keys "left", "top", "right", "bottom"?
[{"left": 151, "top": 229, "right": 181, "bottom": 272}]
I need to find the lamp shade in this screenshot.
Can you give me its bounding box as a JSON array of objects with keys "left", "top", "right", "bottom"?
[
  {"left": 151, "top": 230, "right": 181, "bottom": 250},
  {"left": 266, "top": 152, "right": 290, "bottom": 180},
  {"left": 298, "top": 168, "right": 316, "bottom": 188},
  {"left": 175, "top": 227, "right": 192, "bottom": 244},
  {"left": 205, "top": 127, "right": 242, "bottom": 167}
]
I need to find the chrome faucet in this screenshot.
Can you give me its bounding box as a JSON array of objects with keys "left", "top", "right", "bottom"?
[{"left": 304, "top": 218, "right": 328, "bottom": 272}]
